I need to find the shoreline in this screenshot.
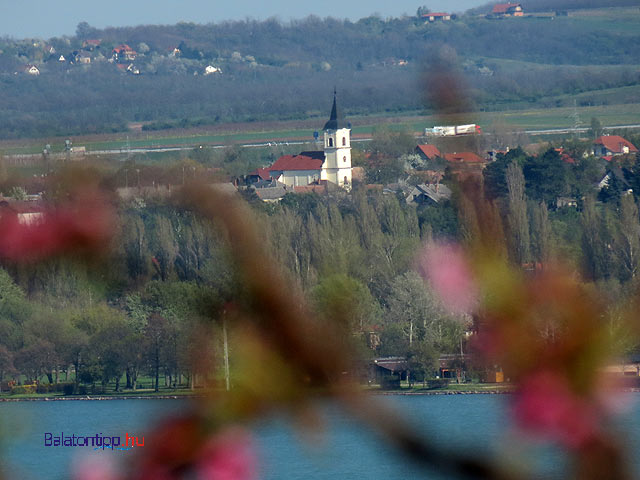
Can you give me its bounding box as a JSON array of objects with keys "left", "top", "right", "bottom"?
[
  {"left": 0, "top": 394, "right": 201, "bottom": 402},
  {"left": 3, "top": 387, "right": 640, "bottom": 402}
]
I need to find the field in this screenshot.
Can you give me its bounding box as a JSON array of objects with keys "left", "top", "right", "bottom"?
[{"left": 2, "top": 102, "right": 640, "bottom": 157}]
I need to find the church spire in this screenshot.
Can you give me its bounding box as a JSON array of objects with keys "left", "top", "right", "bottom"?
[{"left": 323, "top": 90, "right": 349, "bottom": 130}]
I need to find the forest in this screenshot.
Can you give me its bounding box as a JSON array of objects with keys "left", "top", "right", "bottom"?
[
  {"left": 0, "top": 5, "right": 639, "bottom": 138},
  {"left": 1, "top": 125, "right": 640, "bottom": 392}
]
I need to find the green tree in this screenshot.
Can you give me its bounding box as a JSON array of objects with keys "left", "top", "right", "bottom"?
[
  {"left": 506, "top": 163, "right": 530, "bottom": 265},
  {"left": 483, "top": 147, "right": 527, "bottom": 200},
  {"left": 0, "top": 345, "right": 14, "bottom": 391},
  {"left": 523, "top": 148, "right": 567, "bottom": 205},
  {"left": 311, "top": 274, "right": 381, "bottom": 334},
  {"left": 598, "top": 170, "right": 626, "bottom": 204},
  {"left": 589, "top": 117, "right": 603, "bottom": 140}
]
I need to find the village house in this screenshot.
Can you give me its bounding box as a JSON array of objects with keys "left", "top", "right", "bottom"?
[
  {"left": 445, "top": 152, "right": 485, "bottom": 164},
  {"left": 204, "top": 65, "right": 222, "bottom": 75},
  {"left": 414, "top": 144, "right": 446, "bottom": 182},
  {"left": 492, "top": 3, "right": 524, "bottom": 17},
  {"left": 593, "top": 135, "right": 638, "bottom": 159},
  {"left": 265, "top": 92, "right": 353, "bottom": 189},
  {"left": 421, "top": 12, "right": 451, "bottom": 22},
  {"left": 112, "top": 44, "right": 137, "bottom": 62},
  {"left": 0, "top": 200, "right": 45, "bottom": 226},
  {"left": 445, "top": 152, "right": 487, "bottom": 181},
  {"left": 406, "top": 183, "right": 452, "bottom": 206},
  {"left": 245, "top": 167, "right": 271, "bottom": 185},
  {"left": 82, "top": 39, "right": 101, "bottom": 50},
  {"left": 24, "top": 65, "right": 40, "bottom": 76},
  {"left": 415, "top": 144, "right": 441, "bottom": 161},
  {"left": 76, "top": 52, "right": 92, "bottom": 64}
]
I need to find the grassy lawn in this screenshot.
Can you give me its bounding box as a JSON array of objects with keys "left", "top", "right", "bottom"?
[
  {"left": 3, "top": 103, "right": 640, "bottom": 156},
  {"left": 0, "top": 389, "right": 201, "bottom": 400},
  {"left": 367, "top": 382, "right": 513, "bottom": 394}
]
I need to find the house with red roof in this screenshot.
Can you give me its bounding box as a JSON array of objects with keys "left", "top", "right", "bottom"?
[
  {"left": 246, "top": 167, "right": 272, "bottom": 184},
  {"left": 422, "top": 12, "right": 451, "bottom": 22},
  {"left": 444, "top": 152, "right": 485, "bottom": 164},
  {"left": 112, "top": 44, "right": 137, "bottom": 62},
  {"left": 266, "top": 91, "right": 353, "bottom": 189},
  {"left": 555, "top": 148, "right": 576, "bottom": 165},
  {"left": 492, "top": 3, "right": 524, "bottom": 17},
  {"left": 82, "top": 39, "right": 101, "bottom": 50},
  {"left": 445, "top": 152, "right": 487, "bottom": 181},
  {"left": 593, "top": 135, "right": 638, "bottom": 159},
  {"left": 269, "top": 152, "right": 325, "bottom": 187},
  {"left": 415, "top": 144, "right": 442, "bottom": 161}
]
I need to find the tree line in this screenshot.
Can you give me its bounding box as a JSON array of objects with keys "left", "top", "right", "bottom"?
[{"left": 0, "top": 10, "right": 639, "bottom": 138}]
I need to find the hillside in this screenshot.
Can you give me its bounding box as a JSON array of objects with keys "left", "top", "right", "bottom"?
[
  {"left": 468, "top": 0, "right": 640, "bottom": 14},
  {"left": 0, "top": 8, "right": 639, "bottom": 140}
]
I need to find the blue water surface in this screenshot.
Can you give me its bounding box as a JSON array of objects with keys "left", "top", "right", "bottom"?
[{"left": 1, "top": 393, "right": 636, "bottom": 479}]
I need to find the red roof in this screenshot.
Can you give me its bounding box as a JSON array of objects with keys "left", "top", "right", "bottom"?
[
  {"left": 416, "top": 144, "right": 441, "bottom": 160},
  {"left": 492, "top": 3, "right": 521, "bottom": 13},
  {"left": 293, "top": 185, "right": 327, "bottom": 194},
  {"left": 249, "top": 167, "right": 271, "bottom": 180},
  {"left": 555, "top": 148, "right": 576, "bottom": 164},
  {"left": 270, "top": 153, "right": 324, "bottom": 172},
  {"left": 445, "top": 152, "right": 485, "bottom": 163},
  {"left": 422, "top": 12, "right": 449, "bottom": 17},
  {"left": 113, "top": 44, "right": 136, "bottom": 54},
  {"left": 593, "top": 135, "right": 638, "bottom": 154}
]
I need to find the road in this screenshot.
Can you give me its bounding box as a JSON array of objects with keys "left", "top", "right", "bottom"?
[{"left": 5, "top": 124, "right": 640, "bottom": 161}]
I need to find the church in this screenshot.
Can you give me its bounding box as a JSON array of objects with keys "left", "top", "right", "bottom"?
[{"left": 267, "top": 92, "right": 353, "bottom": 189}]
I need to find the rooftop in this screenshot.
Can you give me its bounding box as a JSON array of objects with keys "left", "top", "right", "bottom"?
[{"left": 323, "top": 91, "right": 350, "bottom": 131}]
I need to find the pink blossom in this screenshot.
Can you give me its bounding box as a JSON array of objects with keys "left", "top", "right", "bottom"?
[
  {"left": 512, "top": 370, "right": 599, "bottom": 449},
  {"left": 196, "top": 428, "right": 258, "bottom": 480},
  {"left": 416, "top": 242, "right": 478, "bottom": 314},
  {"left": 72, "top": 455, "right": 119, "bottom": 480},
  {"left": 0, "top": 198, "right": 113, "bottom": 262}
]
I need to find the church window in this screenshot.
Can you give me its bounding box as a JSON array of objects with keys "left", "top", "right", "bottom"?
[
  {"left": 343, "top": 156, "right": 346, "bottom": 163},
  {"left": 329, "top": 138, "right": 333, "bottom": 147},
  {"left": 342, "top": 137, "right": 346, "bottom": 146},
  {"left": 344, "top": 176, "right": 348, "bottom": 184}
]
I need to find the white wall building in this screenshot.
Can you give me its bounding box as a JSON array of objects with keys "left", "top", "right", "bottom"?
[{"left": 269, "top": 92, "right": 352, "bottom": 189}]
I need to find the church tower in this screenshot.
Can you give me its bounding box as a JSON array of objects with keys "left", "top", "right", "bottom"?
[{"left": 322, "top": 91, "right": 352, "bottom": 188}]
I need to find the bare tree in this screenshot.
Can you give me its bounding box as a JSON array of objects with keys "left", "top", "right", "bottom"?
[
  {"left": 531, "top": 201, "right": 552, "bottom": 266},
  {"left": 614, "top": 194, "right": 640, "bottom": 280}
]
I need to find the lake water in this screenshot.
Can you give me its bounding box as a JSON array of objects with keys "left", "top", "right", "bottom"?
[{"left": 1, "top": 394, "right": 638, "bottom": 479}]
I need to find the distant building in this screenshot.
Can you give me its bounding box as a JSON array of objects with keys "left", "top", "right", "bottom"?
[
  {"left": 24, "top": 65, "right": 40, "bottom": 76},
  {"left": 444, "top": 152, "right": 485, "bottom": 164},
  {"left": 593, "top": 135, "right": 638, "bottom": 158},
  {"left": 82, "top": 39, "right": 102, "bottom": 50},
  {"left": 415, "top": 144, "right": 442, "bottom": 161},
  {"left": 267, "top": 91, "right": 352, "bottom": 189},
  {"left": 406, "top": 183, "right": 452, "bottom": 206},
  {"left": 445, "top": 152, "right": 487, "bottom": 181},
  {"left": 268, "top": 152, "right": 325, "bottom": 187},
  {"left": 76, "top": 52, "right": 92, "bottom": 64},
  {"left": 0, "top": 200, "right": 45, "bottom": 225},
  {"left": 492, "top": 3, "right": 524, "bottom": 17},
  {"left": 422, "top": 12, "right": 451, "bottom": 22},
  {"left": 204, "top": 65, "right": 222, "bottom": 75},
  {"left": 246, "top": 167, "right": 272, "bottom": 185},
  {"left": 112, "top": 44, "right": 137, "bottom": 62}
]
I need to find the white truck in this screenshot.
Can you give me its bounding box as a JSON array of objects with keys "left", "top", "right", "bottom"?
[{"left": 427, "top": 124, "right": 483, "bottom": 137}]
